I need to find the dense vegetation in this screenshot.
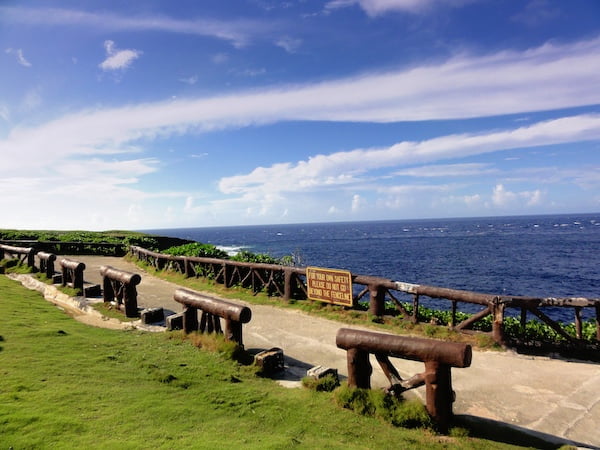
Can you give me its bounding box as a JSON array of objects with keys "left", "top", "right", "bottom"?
[
  {"left": 0, "top": 275, "right": 532, "bottom": 448},
  {"left": 0, "top": 229, "right": 192, "bottom": 254},
  {"left": 162, "top": 242, "right": 292, "bottom": 266}
]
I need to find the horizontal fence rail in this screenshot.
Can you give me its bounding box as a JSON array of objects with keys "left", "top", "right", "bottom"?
[{"left": 129, "top": 246, "right": 599, "bottom": 353}]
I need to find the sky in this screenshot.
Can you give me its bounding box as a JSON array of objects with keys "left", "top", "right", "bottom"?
[{"left": 1, "top": 0, "right": 600, "bottom": 231}]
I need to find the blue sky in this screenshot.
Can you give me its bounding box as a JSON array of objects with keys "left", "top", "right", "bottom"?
[{"left": 1, "top": 0, "right": 599, "bottom": 231}]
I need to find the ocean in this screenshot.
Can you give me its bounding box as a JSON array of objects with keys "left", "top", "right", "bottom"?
[{"left": 144, "top": 213, "right": 600, "bottom": 321}]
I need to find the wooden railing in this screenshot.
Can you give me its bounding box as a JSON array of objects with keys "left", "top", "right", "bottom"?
[{"left": 129, "top": 246, "right": 600, "bottom": 353}]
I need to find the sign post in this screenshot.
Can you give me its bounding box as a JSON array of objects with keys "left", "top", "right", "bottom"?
[{"left": 306, "top": 266, "right": 353, "bottom": 307}]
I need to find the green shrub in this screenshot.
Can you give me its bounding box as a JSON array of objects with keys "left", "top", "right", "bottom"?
[
  {"left": 334, "top": 383, "right": 432, "bottom": 429},
  {"left": 301, "top": 374, "right": 339, "bottom": 392},
  {"left": 163, "top": 242, "right": 228, "bottom": 259},
  {"left": 230, "top": 250, "right": 281, "bottom": 265}
]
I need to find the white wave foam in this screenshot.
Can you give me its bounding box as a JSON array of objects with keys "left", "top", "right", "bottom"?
[{"left": 216, "top": 245, "right": 250, "bottom": 256}]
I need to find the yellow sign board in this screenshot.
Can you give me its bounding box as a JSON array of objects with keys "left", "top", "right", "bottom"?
[{"left": 306, "top": 266, "right": 353, "bottom": 307}]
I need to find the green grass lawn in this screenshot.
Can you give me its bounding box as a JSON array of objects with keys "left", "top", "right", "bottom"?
[{"left": 0, "top": 275, "right": 537, "bottom": 449}]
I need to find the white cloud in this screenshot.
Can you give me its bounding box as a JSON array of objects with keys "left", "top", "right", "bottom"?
[
  {"left": 219, "top": 114, "right": 600, "bottom": 197},
  {"left": 1, "top": 35, "right": 600, "bottom": 228},
  {"left": 4, "top": 35, "right": 599, "bottom": 159},
  {"left": 492, "top": 184, "right": 544, "bottom": 207},
  {"left": 351, "top": 194, "right": 364, "bottom": 212},
  {"left": 5, "top": 48, "right": 32, "bottom": 67},
  {"left": 99, "top": 40, "right": 142, "bottom": 71}
]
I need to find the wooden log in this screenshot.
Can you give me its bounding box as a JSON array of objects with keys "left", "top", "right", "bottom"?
[
  {"left": 174, "top": 288, "right": 251, "bottom": 323},
  {"left": 37, "top": 251, "right": 56, "bottom": 278},
  {"left": 412, "top": 294, "right": 420, "bottom": 324},
  {"left": 225, "top": 319, "right": 243, "bottom": 345},
  {"left": 454, "top": 306, "right": 491, "bottom": 331},
  {"left": 375, "top": 354, "right": 402, "bottom": 385},
  {"left": 99, "top": 265, "right": 141, "bottom": 286},
  {"left": 575, "top": 307, "right": 582, "bottom": 339},
  {"left": 60, "top": 258, "right": 85, "bottom": 293},
  {"left": 346, "top": 348, "right": 372, "bottom": 389},
  {"left": 491, "top": 300, "right": 505, "bottom": 346},
  {"left": 424, "top": 360, "right": 453, "bottom": 434},
  {"left": 368, "top": 283, "right": 386, "bottom": 317},
  {"left": 183, "top": 306, "right": 199, "bottom": 333},
  {"left": 336, "top": 328, "right": 471, "bottom": 368}
]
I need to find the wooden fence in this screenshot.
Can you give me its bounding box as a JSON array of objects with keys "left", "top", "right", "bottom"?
[{"left": 130, "top": 246, "right": 600, "bottom": 351}]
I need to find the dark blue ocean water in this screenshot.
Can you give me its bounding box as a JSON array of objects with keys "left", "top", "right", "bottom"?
[{"left": 144, "top": 214, "right": 600, "bottom": 321}]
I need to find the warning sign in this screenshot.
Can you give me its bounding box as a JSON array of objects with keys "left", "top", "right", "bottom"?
[{"left": 306, "top": 266, "right": 353, "bottom": 307}]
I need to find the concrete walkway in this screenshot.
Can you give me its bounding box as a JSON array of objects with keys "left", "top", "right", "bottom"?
[{"left": 67, "top": 256, "right": 600, "bottom": 448}]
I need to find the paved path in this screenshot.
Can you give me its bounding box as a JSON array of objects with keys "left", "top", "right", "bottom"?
[{"left": 74, "top": 256, "right": 600, "bottom": 448}]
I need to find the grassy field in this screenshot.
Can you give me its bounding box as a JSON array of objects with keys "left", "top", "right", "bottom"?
[{"left": 0, "top": 274, "right": 548, "bottom": 449}]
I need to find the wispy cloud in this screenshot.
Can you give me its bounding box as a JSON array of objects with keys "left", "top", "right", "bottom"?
[
  {"left": 99, "top": 40, "right": 142, "bottom": 71},
  {"left": 5, "top": 48, "right": 32, "bottom": 67},
  {"left": 325, "top": 0, "right": 474, "bottom": 16},
  {"left": 20, "top": 87, "right": 42, "bottom": 112},
  {"left": 394, "top": 163, "right": 497, "bottom": 177},
  {"left": 219, "top": 114, "right": 600, "bottom": 196},
  {"left": 0, "top": 6, "right": 276, "bottom": 48},
  {"left": 179, "top": 75, "right": 199, "bottom": 85},
  {"left": 276, "top": 36, "right": 302, "bottom": 53},
  {"left": 212, "top": 53, "right": 229, "bottom": 64},
  {"left": 512, "top": 0, "right": 560, "bottom": 27},
  {"left": 0, "top": 105, "right": 9, "bottom": 122}
]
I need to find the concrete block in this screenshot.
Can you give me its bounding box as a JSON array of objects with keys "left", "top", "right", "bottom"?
[
  {"left": 84, "top": 284, "right": 101, "bottom": 297},
  {"left": 307, "top": 365, "right": 338, "bottom": 381},
  {"left": 254, "top": 347, "right": 285, "bottom": 374},
  {"left": 166, "top": 312, "right": 184, "bottom": 330},
  {"left": 141, "top": 307, "right": 164, "bottom": 324}
]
